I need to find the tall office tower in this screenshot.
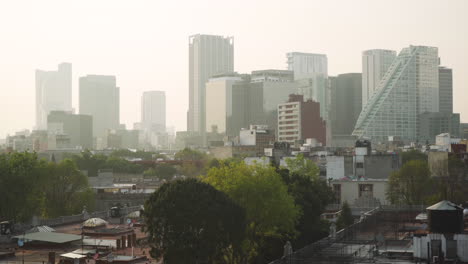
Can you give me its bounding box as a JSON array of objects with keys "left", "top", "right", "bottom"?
[
  {"left": 353, "top": 46, "right": 440, "bottom": 143},
  {"left": 79, "top": 75, "right": 120, "bottom": 139},
  {"left": 47, "top": 111, "right": 93, "bottom": 149},
  {"left": 287, "top": 52, "right": 328, "bottom": 80},
  {"left": 35, "top": 63, "right": 72, "bottom": 130},
  {"left": 188, "top": 34, "right": 234, "bottom": 133},
  {"left": 287, "top": 52, "right": 329, "bottom": 120},
  {"left": 205, "top": 73, "right": 253, "bottom": 137},
  {"left": 439, "top": 67, "right": 453, "bottom": 114},
  {"left": 250, "top": 70, "right": 298, "bottom": 134},
  {"left": 329, "top": 73, "right": 362, "bottom": 136},
  {"left": 277, "top": 94, "right": 326, "bottom": 145},
  {"left": 141, "top": 91, "right": 166, "bottom": 133},
  {"left": 362, "top": 50, "right": 397, "bottom": 108}
]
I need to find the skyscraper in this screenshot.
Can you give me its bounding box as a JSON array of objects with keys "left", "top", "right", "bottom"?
[
  {"left": 141, "top": 91, "right": 166, "bottom": 133},
  {"left": 329, "top": 73, "right": 362, "bottom": 136},
  {"left": 79, "top": 75, "right": 120, "bottom": 139},
  {"left": 286, "top": 52, "right": 329, "bottom": 120},
  {"left": 287, "top": 52, "right": 328, "bottom": 80},
  {"left": 205, "top": 74, "right": 248, "bottom": 137},
  {"left": 439, "top": 67, "right": 453, "bottom": 114},
  {"left": 362, "top": 49, "right": 396, "bottom": 108},
  {"left": 188, "top": 34, "right": 234, "bottom": 133},
  {"left": 353, "top": 46, "right": 439, "bottom": 142},
  {"left": 35, "top": 63, "right": 72, "bottom": 130}
]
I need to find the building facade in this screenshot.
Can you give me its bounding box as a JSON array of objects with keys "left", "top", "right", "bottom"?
[
  {"left": 277, "top": 94, "right": 326, "bottom": 145},
  {"left": 47, "top": 110, "right": 93, "bottom": 149},
  {"left": 286, "top": 52, "right": 328, "bottom": 80},
  {"left": 79, "top": 75, "right": 120, "bottom": 140},
  {"left": 329, "top": 73, "right": 362, "bottom": 136},
  {"left": 418, "top": 112, "right": 460, "bottom": 143},
  {"left": 141, "top": 91, "right": 166, "bottom": 133},
  {"left": 362, "top": 49, "right": 396, "bottom": 108},
  {"left": 353, "top": 46, "right": 439, "bottom": 142},
  {"left": 35, "top": 63, "right": 72, "bottom": 130},
  {"left": 439, "top": 67, "right": 453, "bottom": 114},
  {"left": 188, "top": 34, "right": 234, "bottom": 133}
]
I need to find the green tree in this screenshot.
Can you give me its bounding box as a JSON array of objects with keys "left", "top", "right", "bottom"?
[
  {"left": 174, "top": 148, "right": 207, "bottom": 161},
  {"left": 283, "top": 154, "right": 320, "bottom": 180},
  {"left": 71, "top": 150, "right": 107, "bottom": 176},
  {"left": 0, "top": 152, "right": 47, "bottom": 222},
  {"left": 203, "top": 162, "right": 300, "bottom": 262},
  {"left": 43, "top": 159, "right": 95, "bottom": 217},
  {"left": 401, "top": 150, "right": 427, "bottom": 165},
  {"left": 104, "top": 156, "right": 145, "bottom": 174},
  {"left": 387, "top": 160, "right": 433, "bottom": 205},
  {"left": 143, "top": 164, "right": 177, "bottom": 181},
  {"left": 336, "top": 201, "right": 353, "bottom": 230},
  {"left": 279, "top": 167, "right": 333, "bottom": 249},
  {"left": 144, "top": 179, "right": 246, "bottom": 264}
]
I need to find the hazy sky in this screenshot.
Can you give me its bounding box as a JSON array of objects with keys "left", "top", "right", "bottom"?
[{"left": 0, "top": 0, "right": 467, "bottom": 138}]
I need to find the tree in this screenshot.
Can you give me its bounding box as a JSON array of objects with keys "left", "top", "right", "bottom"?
[
  {"left": 144, "top": 179, "right": 246, "bottom": 264},
  {"left": 203, "top": 162, "right": 300, "bottom": 262},
  {"left": 71, "top": 150, "right": 107, "bottom": 176},
  {"left": 283, "top": 154, "right": 320, "bottom": 180},
  {"left": 386, "top": 160, "right": 433, "bottom": 205},
  {"left": 174, "top": 148, "right": 207, "bottom": 161},
  {"left": 278, "top": 167, "right": 333, "bottom": 249},
  {"left": 143, "top": 164, "right": 177, "bottom": 181},
  {"left": 401, "top": 150, "right": 427, "bottom": 165},
  {"left": 0, "top": 152, "right": 47, "bottom": 222},
  {"left": 43, "top": 159, "right": 95, "bottom": 217},
  {"left": 336, "top": 201, "right": 353, "bottom": 230}
]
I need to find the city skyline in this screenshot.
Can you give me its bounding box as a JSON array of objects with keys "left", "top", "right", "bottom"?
[{"left": 0, "top": 0, "right": 467, "bottom": 138}]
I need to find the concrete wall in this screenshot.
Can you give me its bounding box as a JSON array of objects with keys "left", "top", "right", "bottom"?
[
  {"left": 332, "top": 180, "right": 389, "bottom": 205},
  {"left": 364, "top": 155, "right": 401, "bottom": 179}
]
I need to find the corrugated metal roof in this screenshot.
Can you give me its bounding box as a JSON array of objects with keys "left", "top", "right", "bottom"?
[
  {"left": 426, "top": 200, "right": 463, "bottom": 211},
  {"left": 14, "top": 232, "right": 81, "bottom": 244}
]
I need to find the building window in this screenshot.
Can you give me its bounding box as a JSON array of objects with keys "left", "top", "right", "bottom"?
[{"left": 358, "top": 184, "right": 373, "bottom": 198}]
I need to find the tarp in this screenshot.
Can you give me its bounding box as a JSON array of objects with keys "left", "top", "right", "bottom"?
[
  {"left": 14, "top": 232, "right": 81, "bottom": 244},
  {"left": 83, "top": 218, "right": 108, "bottom": 228},
  {"left": 60, "top": 253, "right": 86, "bottom": 259}
]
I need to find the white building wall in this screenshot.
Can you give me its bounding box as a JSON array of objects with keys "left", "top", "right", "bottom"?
[
  {"left": 326, "top": 156, "right": 345, "bottom": 180},
  {"left": 362, "top": 50, "right": 396, "bottom": 108}
]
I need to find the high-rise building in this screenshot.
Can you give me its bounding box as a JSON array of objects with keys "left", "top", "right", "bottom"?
[
  {"left": 362, "top": 50, "right": 396, "bottom": 108},
  {"left": 353, "top": 46, "right": 439, "bottom": 142},
  {"left": 79, "top": 75, "right": 120, "bottom": 139},
  {"left": 287, "top": 52, "right": 329, "bottom": 120},
  {"left": 205, "top": 73, "right": 254, "bottom": 137},
  {"left": 250, "top": 70, "right": 298, "bottom": 133},
  {"left": 277, "top": 94, "right": 326, "bottom": 145},
  {"left": 329, "top": 73, "right": 362, "bottom": 136},
  {"left": 287, "top": 52, "right": 328, "bottom": 80},
  {"left": 188, "top": 34, "right": 234, "bottom": 133},
  {"left": 418, "top": 112, "right": 460, "bottom": 143},
  {"left": 35, "top": 63, "right": 72, "bottom": 130},
  {"left": 47, "top": 111, "right": 93, "bottom": 149},
  {"left": 141, "top": 91, "right": 166, "bottom": 133},
  {"left": 439, "top": 67, "right": 453, "bottom": 114}
]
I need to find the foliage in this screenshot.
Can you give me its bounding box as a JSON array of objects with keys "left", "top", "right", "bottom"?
[
  {"left": 431, "top": 156, "right": 468, "bottom": 204},
  {"left": 336, "top": 201, "right": 353, "bottom": 230},
  {"left": 0, "top": 152, "right": 47, "bottom": 222},
  {"left": 283, "top": 154, "right": 320, "bottom": 180},
  {"left": 144, "top": 179, "right": 246, "bottom": 264},
  {"left": 387, "top": 160, "right": 433, "bottom": 205},
  {"left": 71, "top": 150, "right": 145, "bottom": 176},
  {"left": 43, "top": 159, "right": 95, "bottom": 218},
  {"left": 278, "top": 167, "right": 333, "bottom": 249},
  {"left": 174, "top": 148, "right": 207, "bottom": 161},
  {"left": 0, "top": 152, "right": 95, "bottom": 222},
  {"left": 401, "top": 150, "right": 427, "bottom": 165},
  {"left": 203, "top": 162, "right": 300, "bottom": 262},
  {"left": 143, "top": 164, "right": 177, "bottom": 181}
]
